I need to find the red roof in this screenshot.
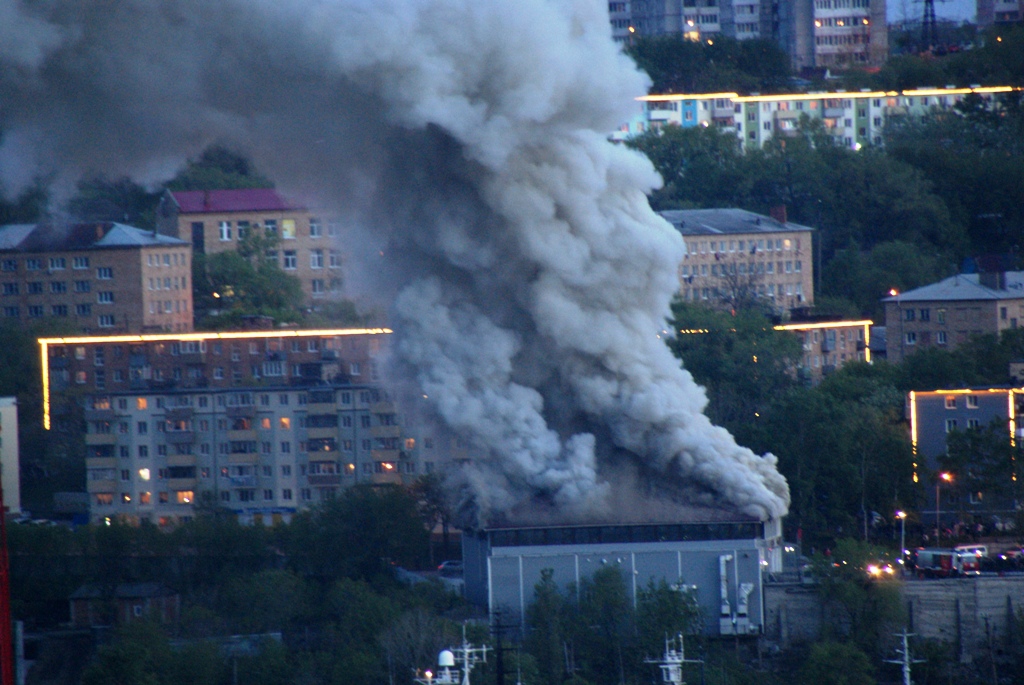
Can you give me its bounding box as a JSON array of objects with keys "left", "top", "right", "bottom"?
[{"left": 170, "top": 188, "right": 303, "bottom": 214}]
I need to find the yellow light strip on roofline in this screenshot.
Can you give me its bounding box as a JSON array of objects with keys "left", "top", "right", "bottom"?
[
  {"left": 909, "top": 391, "right": 918, "bottom": 482},
  {"left": 773, "top": 320, "right": 873, "bottom": 331},
  {"left": 735, "top": 91, "right": 892, "bottom": 102},
  {"left": 639, "top": 92, "right": 739, "bottom": 102},
  {"left": 638, "top": 86, "right": 1021, "bottom": 104},
  {"left": 38, "top": 327, "right": 393, "bottom": 429}
]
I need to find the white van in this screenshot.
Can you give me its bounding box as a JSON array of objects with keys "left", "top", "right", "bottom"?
[{"left": 954, "top": 544, "right": 988, "bottom": 558}]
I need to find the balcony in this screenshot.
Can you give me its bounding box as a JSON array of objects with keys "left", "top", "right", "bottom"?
[
  {"left": 228, "top": 452, "right": 258, "bottom": 465},
  {"left": 306, "top": 402, "right": 335, "bottom": 414},
  {"left": 371, "top": 472, "right": 403, "bottom": 486},
  {"left": 370, "top": 402, "right": 396, "bottom": 414},
  {"left": 229, "top": 475, "right": 257, "bottom": 488},
  {"left": 168, "top": 478, "right": 198, "bottom": 491},
  {"left": 227, "top": 429, "right": 257, "bottom": 441},
  {"left": 86, "top": 457, "right": 117, "bottom": 470},
  {"left": 307, "top": 427, "right": 337, "bottom": 441},
  {"left": 86, "top": 433, "right": 117, "bottom": 446},
  {"left": 226, "top": 405, "right": 255, "bottom": 419},
  {"left": 166, "top": 431, "right": 195, "bottom": 445},
  {"left": 371, "top": 425, "right": 401, "bottom": 439},
  {"left": 87, "top": 479, "right": 117, "bottom": 493},
  {"left": 371, "top": 449, "right": 401, "bottom": 462},
  {"left": 308, "top": 474, "right": 342, "bottom": 486},
  {"left": 84, "top": 408, "right": 115, "bottom": 421},
  {"left": 49, "top": 357, "right": 68, "bottom": 369},
  {"left": 166, "top": 407, "right": 194, "bottom": 421},
  {"left": 166, "top": 454, "right": 196, "bottom": 467}
]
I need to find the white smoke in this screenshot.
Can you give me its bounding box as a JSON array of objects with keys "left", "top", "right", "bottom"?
[{"left": 0, "top": 0, "right": 789, "bottom": 521}]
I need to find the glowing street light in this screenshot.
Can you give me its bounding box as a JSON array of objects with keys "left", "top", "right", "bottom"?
[
  {"left": 936, "top": 472, "right": 953, "bottom": 545},
  {"left": 895, "top": 510, "right": 907, "bottom": 571}
]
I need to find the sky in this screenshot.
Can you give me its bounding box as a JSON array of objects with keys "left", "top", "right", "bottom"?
[{"left": 887, "top": 0, "right": 977, "bottom": 24}]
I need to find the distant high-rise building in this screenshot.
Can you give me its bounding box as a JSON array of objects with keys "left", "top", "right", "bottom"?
[
  {"left": 976, "top": 0, "right": 1022, "bottom": 26},
  {"left": 609, "top": 0, "right": 887, "bottom": 70}
]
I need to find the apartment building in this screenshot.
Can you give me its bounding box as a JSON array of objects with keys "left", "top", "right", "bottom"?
[
  {"left": 38, "top": 328, "right": 458, "bottom": 526},
  {"left": 660, "top": 208, "right": 814, "bottom": 313},
  {"left": 156, "top": 189, "right": 342, "bottom": 303},
  {"left": 907, "top": 387, "right": 1023, "bottom": 521},
  {"left": 626, "top": 86, "right": 1020, "bottom": 150},
  {"left": 977, "top": 0, "right": 1022, "bottom": 26},
  {"left": 773, "top": 319, "right": 872, "bottom": 382},
  {"left": 610, "top": 0, "right": 886, "bottom": 69},
  {"left": 882, "top": 271, "right": 1024, "bottom": 364},
  {"left": 0, "top": 222, "right": 192, "bottom": 334}
]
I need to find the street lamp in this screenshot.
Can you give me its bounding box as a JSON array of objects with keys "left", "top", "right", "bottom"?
[
  {"left": 895, "top": 510, "right": 907, "bottom": 571},
  {"left": 936, "top": 472, "right": 953, "bottom": 546}
]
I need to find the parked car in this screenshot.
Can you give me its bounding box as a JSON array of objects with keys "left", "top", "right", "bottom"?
[{"left": 438, "top": 560, "right": 463, "bottom": 577}]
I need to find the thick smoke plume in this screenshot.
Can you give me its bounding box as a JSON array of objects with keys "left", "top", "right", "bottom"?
[{"left": 0, "top": 0, "right": 789, "bottom": 521}]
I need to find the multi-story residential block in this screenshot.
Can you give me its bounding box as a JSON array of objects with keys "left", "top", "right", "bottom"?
[
  {"left": 0, "top": 222, "right": 192, "bottom": 334},
  {"left": 660, "top": 208, "right": 814, "bottom": 313},
  {"left": 0, "top": 397, "right": 20, "bottom": 516},
  {"left": 619, "top": 86, "right": 1021, "bottom": 150},
  {"left": 977, "top": 0, "right": 1022, "bottom": 26},
  {"left": 39, "top": 328, "right": 455, "bottom": 526},
  {"left": 773, "top": 319, "right": 872, "bottom": 382},
  {"left": 882, "top": 271, "right": 1024, "bottom": 364},
  {"left": 610, "top": 0, "right": 886, "bottom": 69},
  {"left": 157, "top": 189, "right": 342, "bottom": 303},
  {"left": 907, "top": 386, "right": 1022, "bottom": 524}
]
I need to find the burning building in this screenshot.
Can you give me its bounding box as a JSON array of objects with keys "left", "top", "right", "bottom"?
[{"left": 3, "top": 0, "right": 790, "bottom": 614}]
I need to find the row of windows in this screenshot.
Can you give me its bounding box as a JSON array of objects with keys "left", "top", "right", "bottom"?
[
  {"left": 945, "top": 418, "right": 983, "bottom": 432},
  {"left": 72, "top": 359, "right": 373, "bottom": 388},
  {"left": 684, "top": 238, "right": 800, "bottom": 254},
  {"left": 682, "top": 260, "right": 803, "bottom": 277},
  {"left": 681, "top": 282, "right": 805, "bottom": 300},
  {"left": 146, "top": 253, "right": 188, "bottom": 268},
  {"left": 944, "top": 395, "right": 981, "bottom": 410},
  {"left": 213, "top": 218, "right": 333, "bottom": 242},
  {"left": 902, "top": 307, "right": 947, "bottom": 324},
  {"left": 0, "top": 261, "right": 112, "bottom": 279},
  {"left": 93, "top": 389, "right": 379, "bottom": 410},
  {"left": 3, "top": 306, "right": 113, "bottom": 324},
  {"left": 2, "top": 283, "right": 115, "bottom": 301},
  {"left": 903, "top": 330, "right": 948, "bottom": 346}
]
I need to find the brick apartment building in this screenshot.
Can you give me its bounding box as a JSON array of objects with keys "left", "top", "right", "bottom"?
[
  {"left": 39, "top": 328, "right": 468, "bottom": 526},
  {"left": 0, "top": 222, "right": 192, "bottom": 334},
  {"left": 883, "top": 271, "right": 1024, "bottom": 364},
  {"left": 156, "top": 189, "right": 342, "bottom": 303},
  {"left": 660, "top": 208, "right": 814, "bottom": 314},
  {"left": 773, "top": 319, "right": 872, "bottom": 383}
]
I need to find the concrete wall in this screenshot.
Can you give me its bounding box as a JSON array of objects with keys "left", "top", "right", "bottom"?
[{"left": 765, "top": 576, "right": 1024, "bottom": 661}]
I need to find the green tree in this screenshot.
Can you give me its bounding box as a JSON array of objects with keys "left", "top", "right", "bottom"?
[
  {"left": 564, "top": 566, "right": 635, "bottom": 685},
  {"left": 192, "top": 227, "right": 305, "bottom": 326},
  {"left": 635, "top": 580, "right": 702, "bottom": 659},
  {"left": 798, "top": 641, "right": 876, "bottom": 685},
  {"left": 666, "top": 301, "right": 802, "bottom": 440},
  {"left": 166, "top": 145, "right": 274, "bottom": 191},
  {"left": 941, "top": 419, "right": 1024, "bottom": 520},
  {"left": 65, "top": 173, "right": 160, "bottom": 229},
  {"left": 284, "top": 484, "right": 430, "bottom": 583},
  {"left": 81, "top": 621, "right": 171, "bottom": 685},
  {"left": 525, "top": 569, "right": 567, "bottom": 685}
]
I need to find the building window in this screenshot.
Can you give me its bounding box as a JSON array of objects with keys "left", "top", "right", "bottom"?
[
  {"left": 2, "top": 284, "right": 17, "bottom": 296},
  {"left": 945, "top": 396, "right": 957, "bottom": 409},
  {"left": 283, "top": 251, "right": 297, "bottom": 269},
  {"left": 311, "top": 279, "right": 325, "bottom": 294},
  {"left": 3, "top": 307, "right": 18, "bottom": 318},
  {"left": 219, "top": 221, "right": 232, "bottom": 241},
  {"left": 98, "top": 314, "right": 115, "bottom": 327},
  {"left": 76, "top": 303, "right": 92, "bottom": 316},
  {"left": 51, "top": 305, "right": 68, "bottom": 317},
  {"left": 329, "top": 251, "right": 342, "bottom": 268},
  {"left": 97, "top": 292, "right": 114, "bottom": 304},
  {"left": 937, "top": 331, "right": 947, "bottom": 345},
  {"left": 25, "top": 258, "right": 41, "bottom": 271},
  {"left": 0, "top": 260, "right": 15, "bottom": 272},
  {"left": 310, "top": 250, "right": 324, "bottom": 269},
  {"left": 920, "top": 308, "right": 930, "bottom": 322},
  {"left": 28, "top": 306, "right": 43, "bottom": 318},
  {"left": 967, "top": 418, "right": 981, "bottom": 429},
  {"left": 966, "top": 395, "right": 978, "bottom": 409},
  {"left": 75, "top": 280, "right": 90, "bottom": 293},
  {"left": 96, "top": 267, "right": 113, "bottom": 279},
  {"left": 73, "top": 257, "right": 89, "bottom": 269},
  {"left": 49, "top": 257, "right": 66, "bottom": 270},
  {"left": 309, "top": 218, "right": 322, "bottom": 238},
  {"left": 945, "top": 419, "right": 958, "bottom": 432},
  {"left": 904, "top": 332, "right": 916, "bottom": 345},
  {"left": 50, "top": 281, "right": 67, "bottom": 294},
  {"left": 937, "top": 309, "right": 946, "bottom": 324}
]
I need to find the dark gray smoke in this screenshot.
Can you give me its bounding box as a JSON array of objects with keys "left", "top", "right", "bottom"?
[{"left": 0, "top": 0, "right": 790, "bottom": 521}]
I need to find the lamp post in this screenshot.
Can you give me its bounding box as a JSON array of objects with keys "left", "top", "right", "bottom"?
[
  {"left": 895, "top": 510, "right": 907, "bottom": 572},
  {"left": 936, "top": 472, "right": 953, "bottom": 545}
]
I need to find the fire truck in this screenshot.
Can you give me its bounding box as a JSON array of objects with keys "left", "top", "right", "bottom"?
[{"left": 911, "top": 548, "right": 981, "bottom": 578}]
